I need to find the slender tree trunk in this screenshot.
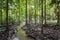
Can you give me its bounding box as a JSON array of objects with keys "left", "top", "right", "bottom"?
[
  {"left": 41, "top": 0, "right": 44, "bottom": 40},
  {"left": 44, "top": 0, "right": 46, "bottom": 25},
  {"left": 6, "top": 0, "right": 9, "bottom": 40},
  {"left": 41, "top": 0, "right": 43, "bottom": 32},
  {"left": 29, "top": 0, "right": 31, "bottom": 24},
  {"left": 0, "top": 0, "right": 2, "bottom": 24},
  {"left": 34, "top": 0, "right": 36, "bottom": 24},
  {"left": 19, "top": 0, "right": 20, "bottom": 23},
  {"left": 25, "top": 0, "right": 28, "bottom": 25},
  {"left": 6, "top": 0, "right": 9, "bottom": 31}
]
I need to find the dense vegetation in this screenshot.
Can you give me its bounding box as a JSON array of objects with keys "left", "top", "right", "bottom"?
[
  {"left": 0, "top": 0, "right": 60, "bottom": 24},
  {"left": 0, "top": 0, "right": 60, "bottom": 40}
]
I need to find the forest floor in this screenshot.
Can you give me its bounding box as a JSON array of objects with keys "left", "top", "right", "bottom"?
[
  {"left": 16, "top": 21, "right": 59, "bottom": 40},
  {"left": 14, "top": 24, "right": 60, "bottom": 40}
]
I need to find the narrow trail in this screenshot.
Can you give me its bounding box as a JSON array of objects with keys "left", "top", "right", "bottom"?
[{"left": 16, "top": 26, "right": 34, "bottom": 40}]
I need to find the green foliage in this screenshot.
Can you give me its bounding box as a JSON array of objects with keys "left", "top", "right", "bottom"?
[{"left": 0, "top": 0, "right": 60, "bottom": 23}]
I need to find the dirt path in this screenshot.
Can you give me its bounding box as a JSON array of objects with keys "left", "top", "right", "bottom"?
[{"left": 16, "top": 26, "right": 34, "bottom": 40}]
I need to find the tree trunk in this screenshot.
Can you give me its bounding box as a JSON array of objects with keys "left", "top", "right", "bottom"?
[{"left": 44, "top": 0, "right": 46, "bottom": 25}]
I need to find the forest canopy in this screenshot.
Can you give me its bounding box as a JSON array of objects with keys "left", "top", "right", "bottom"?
[{"left": 0, "top": 0, "right": 60, "bottom": 24}]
